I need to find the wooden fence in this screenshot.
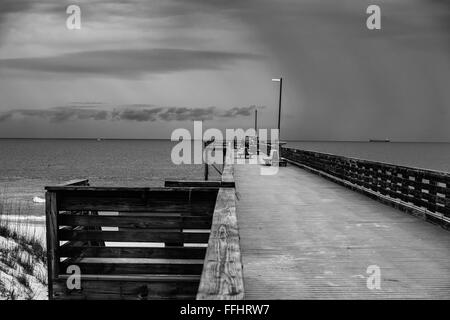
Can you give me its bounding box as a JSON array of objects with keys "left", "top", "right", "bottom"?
[
  {"left": 281, "top": 147, "right": 450, "bottom": 227},
  {"left": 45, "top": 144, "right": 244, "bottom": 300},
  {"left": 45, "top": 181, "right": 218, "bottom": 299}
]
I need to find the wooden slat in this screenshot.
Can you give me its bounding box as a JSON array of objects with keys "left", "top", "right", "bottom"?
[
  {"left": 46, "top": 186, "right": 220, "bottom": 193},
  {"left": 58, "top": 215, "right": 212, "bottom": 229},
  {"left": 58, "top": 197, "right": 216, "bottom": 214},
  {"left": 59, "top": 260, "right": 204, "bottom": 275},
  {"left": 59, "top": 245, "right": 207, "bottom": 259},
  {"left": 58, "top": 229, "right": 210, "bottom": 243},
  {"left": 165, "top": 180, "right": 235, "bottom": 188},
  {"left": 60, "top": 179, "right": 89, "bottom": 186},
  {"left": 53, "top": 275, "right": 199, "bottom": 300},
  {"left": 46, "top": 187, "right": 218, "bottom": 213}
]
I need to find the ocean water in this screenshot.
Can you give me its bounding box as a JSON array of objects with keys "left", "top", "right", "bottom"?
[
  {"left": 1, "top": 139, "right": 449, "bottom": 217},
  {"left": 0, "top": 139, "right": 211, "bottom": 216}
]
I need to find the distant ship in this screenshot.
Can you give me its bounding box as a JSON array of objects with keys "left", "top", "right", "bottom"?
[{"left": 369, "top": 139, "right": 390, "bottom": 142}]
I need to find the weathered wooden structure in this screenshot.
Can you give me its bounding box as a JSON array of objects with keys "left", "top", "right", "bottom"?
[
  {"left": 45, "top": 144, "right": 244, "bottom": 300},
  {"left": 196, "top": 146, "right": 244, "bottom": 299},
  {"left": 45, "top": 141, "right": 450, "bottom": 300},
  {"left": 235, "top": 157, "right": 450, "bottom": 299},
  {"left": 281, "top": 146, "right": 450, "bottom": 228}
]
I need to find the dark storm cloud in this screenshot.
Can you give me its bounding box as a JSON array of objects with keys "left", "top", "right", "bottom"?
[
  {"left": 0, "top": 105, "right": 259, "bottom": 123},
  {"left": 111, "top": 108, "right": 164, "bottom": 122},
  {"left": 0, "top": 112, "right": 13, "bottom": 122},
  {"left": 158, "top": 107, "right": 216, "bottom": 121},
  {"left": 111, "top": 106, "right": 261, "bottom": 122},
  {"left": 0, "top": 0, "right": 32, "bottom": 36},
  {"left": 0, "top": 0, "right": 60, "bottom": 34},
  {"left": 0, "top": 107, "right": 109, "bottom": 123},
  {"left": 0, "top": 0, "right": 36, "bottom": 21},
  {"left": 0, "top": 0, "right": 32, "bottom": 15},
  {"left": 0, "top": 48, "right": 261, "bottom": 77},
  {"left": 221, "top": 106, "right": 261, "bottom": 117}
]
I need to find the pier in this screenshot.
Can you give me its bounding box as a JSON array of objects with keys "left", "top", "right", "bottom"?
[
  {"left": 45, "top": 144, "right": 450, "bottom": 300},
  {"left": 235, "top": 156, "right": 450, "bottom": 299}
]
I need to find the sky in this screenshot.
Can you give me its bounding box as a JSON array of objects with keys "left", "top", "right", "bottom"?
[{"left": 0, "top": 0, "right": 449, "bottom": 141}]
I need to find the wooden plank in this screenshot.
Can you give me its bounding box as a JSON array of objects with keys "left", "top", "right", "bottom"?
[
  {"left": 60, "top": 179, "right": 89, "bottom": 186},
  {"left": 53, "top": 276, "right": 199, "bottom": 300},
  {"left": 59, "top": 245, "right": 207, "bottom": 259},
  {"left": 197, "top": 261, "right": 244, "bottom": 300},
  {"left": 45, "top": 186, "right": 220, "bottom": 193},
  {"left": 58, "top": 215, "right": 212, "bottom": 229},
  {"left": 235, "top": 160, "right": 450, "bottom": 299},
  {"left": 45, "top": 191, "right": 59, "bottom": 300},
  {"left": 59, "top": 260, "right": 204, "bottom": 275},
  {"left": 48, "top": 187, "right": 218, "bottom": 214},
  {"left": 165, "top": 180, "right": 235, "bottom": 188},
  {"left": 203, "top": 237, "right": 241, "bottom": 262},
  {"left": 58, "top": 229, "right": 210, "bottom": 243},
  {"left": 58, "top": 196, "right": 216, "bottom": 214},
  {"left": 221, "top": 146, "right": 235, "bottom": 185},
  {"left": 58, "top": 274, "right": 201, "bottom": 281},
  {"left": 197, "top": 183, "right": 244, "bottom": 300}
]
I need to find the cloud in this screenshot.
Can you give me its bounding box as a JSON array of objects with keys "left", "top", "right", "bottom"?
[
  {"left": 0, "top": 48, "right": 261, "bottom": 77},
  {"left": 0, "top": 105, "right": 261, "bottom": 123},
  {"left": 0, "top": 0, "right": 34, "bottom": 21},
  {"left": 221, "top": 106, "right": 258, "bottom": 117},
  {"left": 158, "top": 107, "right": 216, "bottom": 121},
  {"left": 0, "top": 106, "right": 110, "bottom": 123},
  {"left": 0, "top": 112, "right": 13, "bottom": 122},
  {"left": 111, "top": 108, "right": 164, "bottom": 122}
]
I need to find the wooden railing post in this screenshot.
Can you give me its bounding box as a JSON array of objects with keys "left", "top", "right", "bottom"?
[
  {"left": 223, "top": 141, "right": 227, "bottom": 165},
  {"left": 204, "top": 141, "right": 209, "bottom": 181},
  {"left": 244, "top": 136, "right": 249, "bottom": 159},
  {"left": 45, "top": 191, "right": 59, "bottom": 300}
]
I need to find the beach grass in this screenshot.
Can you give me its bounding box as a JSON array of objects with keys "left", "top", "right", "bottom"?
[{"left": 0, "top": 193, "right": 48, "bottom": 300}]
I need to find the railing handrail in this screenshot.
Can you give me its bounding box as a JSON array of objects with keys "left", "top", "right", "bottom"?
[
  {"left": 45, "top": 185, "right": 221, "bottom": 192},
  {"left": 197, "top": 143, "right": 244, "bottom": 300},
  {"left": 281, "top": 146, "right": 450, "bottom": 227},
  {"left": 282, "top": 145, "right": 450, "bottom": 178}
]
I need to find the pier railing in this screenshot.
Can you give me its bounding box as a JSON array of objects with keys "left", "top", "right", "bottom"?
[
  {"left": 45, "top": 182, "right": 218, "bottom": 299},
  {"left": 196, "top": 142, "right": 244, "bottom": 300},
  {"left": 45, "top": 144, "right": 244, "bottom": 300},
  {"left": 281, "top": 146, "right": 450, "bottom": 227}
]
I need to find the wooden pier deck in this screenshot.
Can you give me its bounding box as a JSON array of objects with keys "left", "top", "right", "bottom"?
[{"left": 235, "top": 162, "right": 450, "bottom": 299}]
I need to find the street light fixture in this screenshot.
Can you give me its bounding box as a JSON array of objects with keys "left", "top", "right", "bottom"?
[{"left": 272, "top": 77, "right": 283, "bottom": 139}]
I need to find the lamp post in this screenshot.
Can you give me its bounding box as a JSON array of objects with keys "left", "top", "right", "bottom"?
[
  {"left": 254, "top": 108, "right": 259, "bottom": 155},
  {"left": 254, "top": 109, "right": 258, "bottom": 132},
  {"left": 272, "top": 77, "right": 283, "bottom": 139}
]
